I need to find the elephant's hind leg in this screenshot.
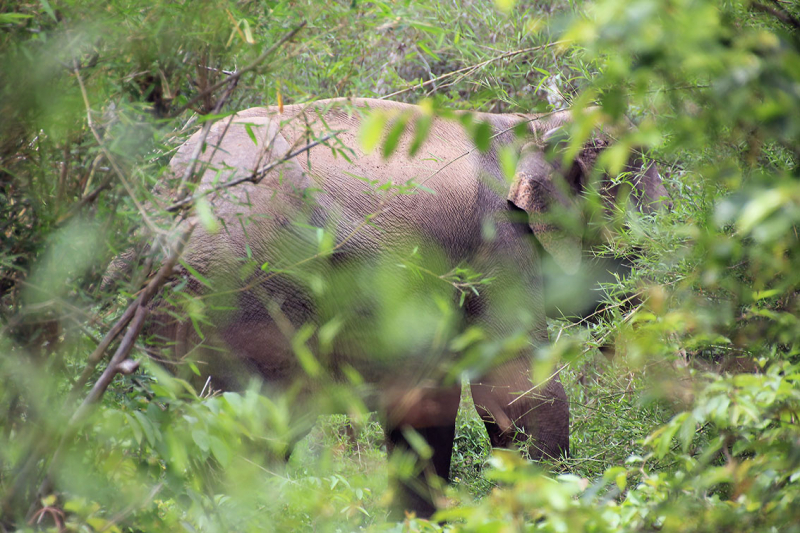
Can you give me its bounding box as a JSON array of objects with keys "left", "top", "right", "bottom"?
[
  {"left": 382, "top": 383, "right": 461, "bottom": 519},
  {"left": 471, "top": 358, "right": 569, "bottom": 461}
]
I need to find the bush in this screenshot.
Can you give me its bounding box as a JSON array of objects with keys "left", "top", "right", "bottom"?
[{"left": 2, "top": 0, "right": 799, "bottom": 530}]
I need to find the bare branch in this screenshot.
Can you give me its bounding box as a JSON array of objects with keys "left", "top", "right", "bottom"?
[
  {"left": 68, "top": 223, "right": 196, "bottom": 399},
  {"left": 753, "top": 0, "right": 800, "bottom": 30},
  {"left": 169, "top": 22, "right": 307, "bottom": 119},
  {"left": 32, "top": 222, "right": 196, "bottom": 510},
  {"left": 73, "top": 61, "right": 163, "bottom": 236},
  {"left": 165, "top": 130, "right": 342, "bottom": 213},
  {"left": 173, "top": 78, "right": 239, "bottom": 202},
  {"left": 380, "top": 41, "right": 567, "bottom": 100}
]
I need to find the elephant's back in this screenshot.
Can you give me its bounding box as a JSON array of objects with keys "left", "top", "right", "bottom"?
[{"left": 271, "top": 99, "right": 505, "bottom": 260}]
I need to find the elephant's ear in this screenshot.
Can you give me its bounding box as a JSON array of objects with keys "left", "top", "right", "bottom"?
[{"left": 507, "top": 143, "right": 582, "bottom": 275}]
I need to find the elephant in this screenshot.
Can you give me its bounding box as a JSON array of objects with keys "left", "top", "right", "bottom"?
[{"left": 142, "top": 97, "right": 664, "bottom": 517}]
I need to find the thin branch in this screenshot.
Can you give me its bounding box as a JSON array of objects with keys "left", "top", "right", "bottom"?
[
  {"left": 33, "top": 222, "right": 196, "bottom": 509},
  {"left": 753, "top": 0, "right": 800, "bottom": 30},
  {"left": 68, "top": 223, "right": 196, "bottom": 400},
  {"left": 169, "top": 22, "right": 307, "bottom": 119},
  {"left": 55, "top": 173, "right": 114, "bottom": 226},
  {"left": 380, "top": 41, "right": 567, "bottom": 100},
  {"left": 73, "top": 61, "right": 162, "bottom": 236},
  {"left": 173, "top": 78, "right": 239, "bottom": 202},
  {"left": 165, "top": 130, "right": 342, "bottom": 213}
]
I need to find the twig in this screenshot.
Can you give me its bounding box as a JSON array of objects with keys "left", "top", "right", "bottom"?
[
  {"left": 32, "top": 222, "right": 196, "bottom": 510},
  {"left": 69, "top": 224, "right": 196, "bottom": 400},
  {"left": 380, "top": 41, "right": 567, "bottom": 100},
  {"left": 73, "top": 61, "right": 162, "bottom": 236},
  {"left": 169, "top": 22, "right": 307, "bottom": 119},
  {"left": 55, "top": 174, "right": 114, "bottom": 226},
  {"left": 753, "top": 0, "right": 800, "bottom": 30},
  {"left": 173, "top": 78, "right": 239, "bottom": 202},
  {"left": 165, "top": 130, "right": 342, "bottom": 212}
]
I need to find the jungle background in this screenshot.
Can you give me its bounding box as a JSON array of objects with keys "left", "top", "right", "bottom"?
[{"left": 1, "top": 0, "right": 799, "bottom": 530}]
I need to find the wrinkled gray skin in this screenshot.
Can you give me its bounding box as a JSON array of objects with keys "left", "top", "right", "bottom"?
[{"left": 147, "top": 98, "right": 666, "bottom": 517}]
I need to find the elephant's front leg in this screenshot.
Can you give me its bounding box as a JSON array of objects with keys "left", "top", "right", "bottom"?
[{"left": 382, "top": 383, "right": 461, "bottom": 519}]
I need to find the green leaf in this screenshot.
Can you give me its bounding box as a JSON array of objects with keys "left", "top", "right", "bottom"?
[
  {"left": 615, "top": 471, "right": 627, "bottom": 491},
  {"left": 209, "top": 436, "right": 231, "bottom": 467},
  {"left": 124, "top": 413, "right": 143, "bottom": 445},
  {"left": 292, "top": 323, "right": 322, "bottom": 377},
  {"left": 319, "top": 317, "right": 343, "bottom": 354},
  {"left": 738, "top": 188, "right": 785, "bottom": 234},
  {"left": 656, "top": 415, "right": 684, "bottom": 458},
  {"left": 196, "top": 110, "right": 237, "bottom": 123},
  {"left": 316, "top": 226, "right": 336, "bottom": 256},
  {"left": 409, "top": 114, "right": 432, "bottom": 156},
  {"left": 409, "top": 21, "right": 445, "bottom": 35},
  {"left": 494, "top": 0, "right": 516, "bottom": 13},
  {"left": 133, "top": 411, "right": 156, "bottom": 446},
  {"left": 0, "top": 13, "right": 33, "bottom": 24},
  {"left": 382, "top": 114, "right": 408, "bottom": 159},
  {"left": 195, "top": 197, "right": 219, "bottom": 234},
  {"left": 359, "top": 110, "right": 387, "bottom": 154},
  {"left": 599, "top": 141, "right": 631, "bottom": 176},
  {"left": 603, "top": 466, "right": 627, "bottom": 490},
  {"left": 600, "top": 87, "right": 627, "bottom": 119},
  {"left": 179, "top": 259, "right": 214, "bottom": 289},
  {"left": 678, "top": 413, "right": 697, "bottom": 452},
  {"left": 39, "top": 0, "right": 56, "bottom": 22},
  {"left": 498, "top": 145, "right": 519, "bottom": 182},
  {"left": 87, "top": 518, "right": 112, "bottom": 531},
  {"left": 416, "top": 42, "right": 441, "bottom": 61},
  {"left": 243, "top": 122, "right": 258, "bottom": 145},
  {"left": 192, "top": 429, "right": 210, "bottom": 452},
  {"left": 472, "top": 120, "right": 492, "bottom": 152},
  {"left": 241, "top": 19, "right": 255, "bottom": 44},
  {"left": 403, "top": 428, "right": 433, "bottom": 460}
]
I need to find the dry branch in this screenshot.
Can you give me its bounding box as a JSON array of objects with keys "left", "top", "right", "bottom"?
[
  {"left": 168, "top": 22, "right": 307, "bottom": 119},
  {"left": 165, "top": 130, "right": 342, "bottom": 213},
  {"left": 380, "top": 41, "right": 566, "bottom": 100},
  {"left": 32, "top": 222, "right": 195, "bottom": 512},
  {"left": 753, "top": 0, "right": 800, "bottom": 30},
  {"left": 173, "top": 78, "right": 239, "bottom": 202}
]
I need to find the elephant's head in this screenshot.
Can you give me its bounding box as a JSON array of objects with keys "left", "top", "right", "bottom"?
[
  {"left": 507, "top": 141, "right": 584, "bottom": 275},
  {"left": 507, "top": 135, "right": 670, "bottom": 273}
]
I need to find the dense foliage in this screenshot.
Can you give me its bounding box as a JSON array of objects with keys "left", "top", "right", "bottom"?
[{"left": 1, "top": 0, "right": 798, "bottom": 531}]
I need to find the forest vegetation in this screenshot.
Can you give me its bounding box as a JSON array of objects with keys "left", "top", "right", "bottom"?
[{"left": 1, "top": 0, "right": 799, "bottom": 531}]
